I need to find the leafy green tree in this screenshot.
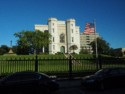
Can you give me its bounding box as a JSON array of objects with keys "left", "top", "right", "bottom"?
[
  {"left": 123, "top": 51, "right": 125, "bottom": 56},
  {"left": 80, "top": 48, "right": 89, "bottom": 54},
  {"left": 32, "top": 30, "right": 51, "bottom": 54},
  {"left": 14, "top": 30, "right": 51, "bottom": 55},
  {"left": 14, "top": 31, "right": 33, "bottom": 54},
  {"left": 12, "top": 46, "right": 17, "bottom": 54},
  {"left": 109, "top": 48, "right": 123, "bottom": 57},
  {"left": 90, "top": 37, "right": 110, "bottom": 55},
  {"left": 69, "top": 45, "right": 78, "bottom": 53},
  {"left": 0, "top": 45, "right": 9, "bottom": 55},
  {"left": 43, "top": 31, "right": 51, "bottom": 48}
]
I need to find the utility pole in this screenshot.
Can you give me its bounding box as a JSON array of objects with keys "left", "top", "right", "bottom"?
[{"left": 94, "top": 20, "right": 98, "bottom": 70}]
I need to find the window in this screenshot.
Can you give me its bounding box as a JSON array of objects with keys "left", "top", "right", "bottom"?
[
  {"left": 72, "top": 29, "right": 73, "bottom": 33},
  {"left": 6, "top": 73, "right": 40, "bottom": 82},
  {"left": 86, "top": 41, "right": 90, "bottom": 43},
  {"left": 86, "top": 36, "right": 90, "bottom": 40},
  {"left": 60, "top": 34, "right": 65, "bottom": 43},
  {"left": 53, "top": 37, "right": 54, "bottom": 42},
  {"left": 119, "top": 68, "right": 125, "bottom": 74},
  {"left": 109, "top": 69, "right": 119, "bottom": 75},
  {"left": 72, "top": 37, "right": 74, "bottom": 42}
]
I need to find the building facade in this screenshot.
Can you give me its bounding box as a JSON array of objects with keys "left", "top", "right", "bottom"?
[
  {"left": 80, "top": 23, "right": 100, "bottom": 53},
  {"left": 35, "top": 18, "right": 80, "bottom": 54},
  {"left": 122, "top": 48, "right": 125, "bottom": 57}
]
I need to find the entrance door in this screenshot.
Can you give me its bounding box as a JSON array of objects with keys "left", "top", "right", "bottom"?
[{"left": 60, "top": 46, "right": 65, "bottom": 53}]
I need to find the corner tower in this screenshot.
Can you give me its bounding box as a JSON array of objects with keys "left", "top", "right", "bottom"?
[
  {"left": 48, "top": 18, "right": 58, "bottom": 54},
  {"left": 66, "top": 19, "right": 80, "bottom": 54}
]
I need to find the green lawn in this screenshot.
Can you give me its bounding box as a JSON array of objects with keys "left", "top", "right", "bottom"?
[
  {"left": 0, "top": 54, "right": 97, "bottom": 75},
  {"left": 0, "top": 54, "right": 125, "bottom": 76},
  {"left": 0, "top": 54, "right": 93, "bottom": 60}
]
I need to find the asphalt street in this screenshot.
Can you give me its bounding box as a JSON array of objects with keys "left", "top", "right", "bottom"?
[
  {"left": 53, "top": 79, "right": 125, "bottom": 94},
  {"left": 1, "top": 78, "right": 125, "bottom": 94}
]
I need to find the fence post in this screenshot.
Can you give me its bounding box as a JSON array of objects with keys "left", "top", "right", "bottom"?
[
  {"left": 35, "top": 55, "right": 38, "bottom": 72},
  {"left": 69, "top": 55, "right": 72, "bottom": 79},
  {"left": 98, "top": 55, "right": 102, "bottom": 69},
  {"left": 94, "top": 54, "right": 99, "bottom": 70}
]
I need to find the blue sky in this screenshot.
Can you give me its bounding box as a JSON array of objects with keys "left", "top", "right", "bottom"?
[{"left": 0, "top": 0, "right": 125, "bottom": 48}]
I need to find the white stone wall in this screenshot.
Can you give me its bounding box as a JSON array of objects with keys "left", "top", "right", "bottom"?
[
  {"left": 66, "top": 19, "right": 75, "bottom": 53},
  {"left": 57, "top": 21, "right": 67, "bottom": 53},
  {"left": 122, "top": 48, "right": 125, "bottom": 57},
  {"left": 48, "top": 18, "right": 59, "bottom": 54},
  {"left": 35, "top": 25, "right": 48, "bottom": 32},
  {"left": 75, "top": 26, "right": 80, "bottom": 54},
  {"left": 66, "top": 19, "right": 80, "bottom": 54},
  {"left": 35, "top": 18, "right": 81, "bottom": 54}
]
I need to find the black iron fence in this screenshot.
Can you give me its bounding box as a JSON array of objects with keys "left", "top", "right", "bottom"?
[{"left": 0, "top": 55, "right": 125, "bottom": 78}]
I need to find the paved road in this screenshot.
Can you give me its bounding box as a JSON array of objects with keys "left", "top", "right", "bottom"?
[
  {"left": 54, "top": 79, "right": 84, "bottom": 94},
  {"left": 84, "top": 88, "right": 125, "bottom": 94},
  {"left": 5, "top": 78, "right": 125, "bottom": 94},
  {"left": 54, "top": 87, "right": 84, "bottom": 94},
  {"left": 54, "top": 87, "right": 125, "bottom": 94},
  {"left": 53, "top": 79, "right": 125, "bottom": 94}
]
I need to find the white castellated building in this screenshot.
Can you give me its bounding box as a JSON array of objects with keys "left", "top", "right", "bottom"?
[{"left": 35, "top": 18, "right": 80, "bottom": 54}]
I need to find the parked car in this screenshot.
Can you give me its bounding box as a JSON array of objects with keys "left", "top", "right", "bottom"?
[
  {"left": 81, "top": 67, "right": 125, "bottom": 90},
  {"left": 0, "top": 71, "right": 59, "bottom": 94}
]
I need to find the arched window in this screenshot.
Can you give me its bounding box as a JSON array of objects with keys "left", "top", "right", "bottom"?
[{"left": 60, "top": 33, "right": 65, "bottom": 43}]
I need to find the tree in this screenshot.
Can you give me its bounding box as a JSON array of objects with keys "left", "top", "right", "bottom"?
[
  {"left": 69, "top": 45, "right": 78, "bottom": 53},
  {"left": 109, "top": 48, "right": 123, "bottom": 57},
  {"left": 90, "top": 37, "right": 110, "bottom": 55},
  {"left": 14, "top": 31, "right": 34, "bottom": 54},
  {"left": 80, "top": 48, "right": 89, "bottom": 54},
  {"left": 123, "top": 51, "right": 125, "bottom": 56},
  {"left": 14, "top": 30, "right": 51, "bottom": 55},
  {"left": 0, "top": 45, "right": 9, "bottom": 55},
  {"left": 33, "top": 30, "right": 51, "bottom": 54}
]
